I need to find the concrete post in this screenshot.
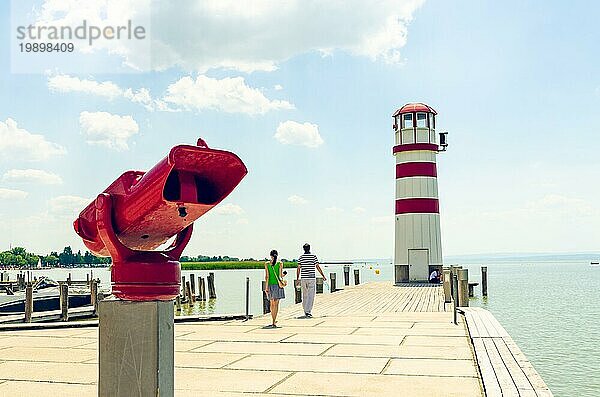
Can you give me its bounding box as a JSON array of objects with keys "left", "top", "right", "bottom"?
[
  {"left": 59, "top": 282, "right": 69, "bottom": 321},
  {"left": 343, "top": 266, "right": 350, "bottom": 286},
  {"left": 294, "top": 279, "right": 302, "bottom": 304},
  {"left": 316, "top": 277, "right": 324, "bottom": 294},
  {"left": 458, "top": 269, "right": 469, "bottom": 307},
  {"left": 443, "top": 268, "right": 452, "bottom": 303},
  {"left": 481, "top": 266, "right": 488, "bottom": 297},
  {"left": 24, "top": 283, "right": 33, "bottom": 323},
  {"left": 99, "top": 299, "right": 174, "bottom": 397},
  {"left": 354, "top": 269, "right": 360, "bottom": 285},
  {"left": 330, "top": 273, "right": 336, "bottom": 293}
]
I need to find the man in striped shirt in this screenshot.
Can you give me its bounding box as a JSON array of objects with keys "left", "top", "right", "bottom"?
[{"left": 296, "top": 243, "right": 327, "bottom": 318}]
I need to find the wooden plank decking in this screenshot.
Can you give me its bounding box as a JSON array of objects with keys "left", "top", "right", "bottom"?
[{"left": 462, "top": 307, "right": 553, "bottom": 397}]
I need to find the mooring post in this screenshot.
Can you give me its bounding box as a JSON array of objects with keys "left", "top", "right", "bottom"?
[
  {"left": 452, "top": 274, "right": 458, "bottom": 325},
  {"left": 175, "top": 295, "right": 181, "bottom": 312},
  {"left": 90, "top": 279, "right": 99, "bottom": 316},
  {"left": 185, "top": 281, "right": 194, "bottom": 304},
  {"left": 86, "top": 273, "right": 89, "bottom": 284},
  {"left": 24, "top": 283, "right": 33, "bottom": 323},
  {"left": 294, "top": 279, "right": 302, "bottom": 304},
  {"left": 330, "top": 273, "right": 336, "bottom": 293},
  {"left": 67, "top": 273, "right": 72, "bottom": 286},
  {"left": 181, "top": 276, "right": 186, "bottom": 300},
  {"left": 443, "top": 268, "right": 452, "bottom": 303},
  {"left": 190, "top": 273, "right": 196, "bottom": 299},
  {"left": 262, "top": 281, "right": 270, "bottom": 314},
  {"left": 207, "top": 272, "right": 217, "bottom": 299},
  {"left": 199, "top": 276, "right": 206, "bottom": 301},
  {"left": 354, "top": 269, "right": 360, "bottom": 285},
  {"left": 245, "top": 277, "right": 250, "bottom": 320},
  {"left": 59, "top": 282, "right": 69, "bottom": 321},
  {"left": 343, "top": 265, "right": 350, "bottom": 286},
  {"left": 458, "top": 268, "right": 469, "bottom": 307},
  {"left": 481, "top": 266, "right": 488, "bottom": 297},
  {"left": 316, "top": 277, "right": 324, "bottom": 294}
]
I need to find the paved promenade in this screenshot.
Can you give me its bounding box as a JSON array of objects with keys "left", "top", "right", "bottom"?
[{"left": 0, "top": 282, "right": 483, "bottom": 396}]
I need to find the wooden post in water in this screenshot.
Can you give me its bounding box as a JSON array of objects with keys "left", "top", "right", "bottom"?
[
  {"left": 330, "top": 273, "right": 336, "bottom": 293},
  {"left": 207, "top": 272, "right": 217, "bottom": 299},
  {"left": 24, "top": 283, "right": 33, "bottom": 323},
  {"left": 175, "top": 295, "right": 181, "bottom": 312},
  {"left": 198, "top": 276, "right": 206, "bottom": 301},
  {"left": 86, "top": 273, "right": 90, "bottom": 284},
  {"left": 262, "top": 281, "right": 270, "bottom": 314},
  {"left": 481, "top": 266, "right": 488, "bottom": 297},
  {"left": 245, "top": 277, "right": 250, "bottom": 320},
  {"left": 90, "top": 279, "right": 98, "bottom": 316},
  {"left": 190, "top": 273, "right": 196, "bottom": 299},
  {"left": 60, "top": 282, "right": 69, "bottom": 321},
  {"left": 181, "top": 275, "right": 186, "bottom": 300},
  {"left": 452, "top": 274, "right": 459, "bottom": 325},
  {"left": 316, "top": 277, "right": 324, "bottom": 294},
  {"left": 343, "top": 266, "right": 350, "bottom": 286},
  {"left": 294, "top": 279, "right": 302, "bottom": 304},
  {"left": 185, "top": 281, "right": 194, "bottom": 304},
  {"left": 458, "top": 268, "right": 469, "bottom": 307},
  {"left": 354, "top": 269, "right": 360, "bottom": 285},
  {"left": 67, "top": 273, "right": 72, "bottom": 286},
  {"left": 443, "top": 268, "right": 452, "bottom": 303}
]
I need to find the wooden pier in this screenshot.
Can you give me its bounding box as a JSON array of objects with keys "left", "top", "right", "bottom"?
[{"left": 0, "top": 281, "right": 551, "bottom": 396}]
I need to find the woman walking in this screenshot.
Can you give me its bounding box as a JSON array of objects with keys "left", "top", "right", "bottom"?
[{"left": 264, "top": 249, "right": 285, "bottom": 328}]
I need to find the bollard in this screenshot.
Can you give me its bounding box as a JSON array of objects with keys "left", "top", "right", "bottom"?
[
  {"left": 294, "top": 279, "right": 302, "bottom": 304},
  {"left": 90, "top": 279, "right": 99, "bottom": 316},
  {"left": 190, "top": 273, "right": 196, "bottom": 298},
  {"left": 207, "top": 272, "right": 217, "bottom": 299},
  {"left": 24, "top": 283, "right": 33, "bottom": 323},
  {"left": 175, "top": 295, "right": 181, "bottom": 312},
  {"left": 482, "top": 266, "right": 488, "bottom": 297},
  {"left": 60, "top": 282, "right": 69, "bottom": 321},
  {"left": 343, "top": 265, "right": 350, "bottom": 286},
  {"left": 198, "top": 276, "right": 206, "bottom": 301},
  {"left": 245, "top": 277, "right": 250, "bottom": 320},
  {"left": 330, "top": 273, "right": 336, "bottom": 293},
  {"left": 443, "top": 268, "right": 452, "bottom": 303},
  {"left": 262, "top": 281, "right": 270, "bottom": 314},
  {"left": 354, "top": 269, "right": 360, "bottom": 285},
  {"left": 458, "top": 269, "right": 469, "bottom": 307},
  {"left": 316, "top": 277, "right": 324, "bottom": 294}
]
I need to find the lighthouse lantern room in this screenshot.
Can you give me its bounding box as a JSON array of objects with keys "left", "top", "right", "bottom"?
[{"left": 392, "top": 103, "right": 446, "bottom": 283}]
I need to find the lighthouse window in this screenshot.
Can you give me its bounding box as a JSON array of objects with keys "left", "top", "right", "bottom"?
[
  {"left": 403, "top": 113, "right": 413, "bottom": 128},
  {"left": 416, "top": 113, "right": 427, "bottom": 128},
  {"left": 430, "top": 114, "right": 435, "bottom": 129}
]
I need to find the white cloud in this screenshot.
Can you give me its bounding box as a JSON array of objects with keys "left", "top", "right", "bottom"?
[
  {"left": 2, "top": 169, "right": 63, "bottom": 185},
  {"left": 0, "top": 188, "right": 28, "bottom": 200},
  {"left": 274, "top": 84, "right": 283, "bottom": 91},
  {"left": 79, "top": 111, "right": 139, "bottom": 150},
  {"left": 215, "top": 203, "right": 244, "bottom": 216},
  {"left": 371, "top": 215, "right": 394, "bottom": 224},
  {"left": 288, "top": 195, "right": 309, "bottom": 205},
  {"left": 47, "top": 74, "right": 123, "bottom": 99},
  {"left": 163, "top": 76, "right": 294, "bottom": 115},
  {"left": 275, "top": 121, "right": 324, "bottom": 148},
  {"left": 325, "top": 206, "right": 344, "bottom": 213},
  {"left": 353, "top": 207, "right": 366, "bottom": 214},
  {"left": 0, "top": 118, "right": 66, "bottom": 161},
  {"left": 48, "top": 195, "right": 90, "bottom": 218},
  {"left": 34, "top": 0, "right": 424, "bottom": 72}
]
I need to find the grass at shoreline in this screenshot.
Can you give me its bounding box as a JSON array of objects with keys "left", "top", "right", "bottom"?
[{"left": 181, "top": 261, "right": 298, "bottom": 270}]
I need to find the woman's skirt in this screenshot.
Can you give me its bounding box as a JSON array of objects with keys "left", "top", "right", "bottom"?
[{"left": 268, "top": 284, "right": 285, "bottom": 300}]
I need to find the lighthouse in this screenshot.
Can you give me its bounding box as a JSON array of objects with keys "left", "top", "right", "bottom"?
[{"left": 392, "top": 103, "right": 447, "bottom": 283}]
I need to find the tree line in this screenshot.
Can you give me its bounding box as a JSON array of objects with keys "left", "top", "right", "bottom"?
[{"left": 0, "top": 246, "right": 110, "bottom": 268}]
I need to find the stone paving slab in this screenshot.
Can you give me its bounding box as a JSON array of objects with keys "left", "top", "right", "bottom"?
[
  {"left": 403, "top": 335, "right": 471, "bottom": 347},
  {"left": 226, "top": 354, "right": 390, "bottom": 374},
  {"left": 193, "top": 341, "right": 332, "bottom": 356},
  {"left": 270, "top": 372, "right": 482, "bottom": 397},
  {"left": 0, "top": 346, "right": 96, "bottom": 363},
  {"left": 174, "top": 368, "right": 291, "bottom": 393},
  {"left": 283, "top": 333, "right": 406, "bottom": 346},
  {"left": 0, "top": 380, "right": 96, "bottom": 397},
  {"left": 0, "top": 361, "right": 96, "bottom": 384},
  {"left": 384, "top": 358, "right": 478, "bottom": 377}
]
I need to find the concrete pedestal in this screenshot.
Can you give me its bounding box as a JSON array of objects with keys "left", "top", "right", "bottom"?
[{"left": 99, "top": 299, "right": 174, "bottom": 397}]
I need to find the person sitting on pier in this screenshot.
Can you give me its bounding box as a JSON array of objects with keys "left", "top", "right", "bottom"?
[
  {"left": 296, "top": 243, "right": 327, "bottom": 318},
  {"left": 264, "top": 249, "right": 285, "bottom": 328},
  {"left": 429, "top": 269, "right": 441, "bottom": 284}
]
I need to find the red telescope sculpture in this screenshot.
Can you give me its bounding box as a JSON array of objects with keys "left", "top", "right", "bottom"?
[{"left": 74, "top": 138, "right": 247, "bottom": 301}]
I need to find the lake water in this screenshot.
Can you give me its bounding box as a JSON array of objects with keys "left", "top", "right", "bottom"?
[{"left": 2, "top": 260, "right": 597, "bottom": 396}]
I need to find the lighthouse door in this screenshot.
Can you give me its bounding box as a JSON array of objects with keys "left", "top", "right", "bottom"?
[{"left": 408, "top": 249, "right": 429, "bottom": 281}]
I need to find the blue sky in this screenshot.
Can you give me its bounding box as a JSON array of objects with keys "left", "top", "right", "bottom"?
[{"left": 0, "top": 0, "right": 598, "bottom": 260}]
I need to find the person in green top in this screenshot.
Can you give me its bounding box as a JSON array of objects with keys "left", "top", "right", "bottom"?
[{"left": 264, "top": 249, "right": 286, "bottom": 328}]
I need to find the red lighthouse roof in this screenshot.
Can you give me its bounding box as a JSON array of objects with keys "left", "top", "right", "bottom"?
[{"left": 393, "top": 103, "right": 437, "bottom": 116}]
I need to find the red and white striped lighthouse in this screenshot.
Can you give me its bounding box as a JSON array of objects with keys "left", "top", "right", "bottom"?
[{"left": 392, "top": 103, "right": 447, "bottom": 283}]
